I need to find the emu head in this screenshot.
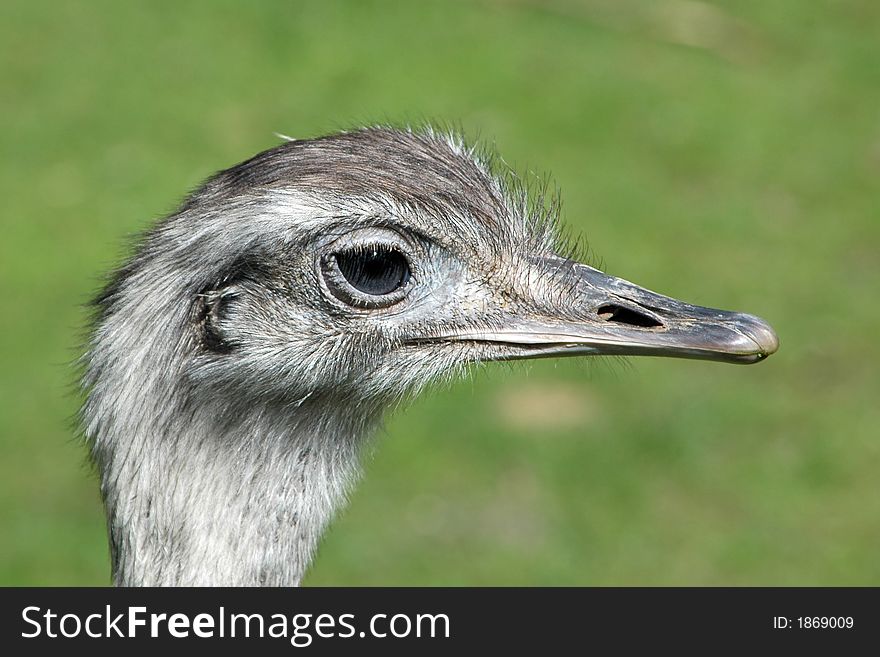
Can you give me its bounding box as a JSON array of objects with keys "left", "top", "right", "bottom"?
[
  {"left": 84, "top": 126, "right": 778, "bottom": 585},
  {"left": 89, "top": 127, "right": 777, "bottom": 432}
]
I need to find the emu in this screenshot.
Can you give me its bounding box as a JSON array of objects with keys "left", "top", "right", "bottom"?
[{"left": 81, "top": 127, "right": 778, "bottom": 586}]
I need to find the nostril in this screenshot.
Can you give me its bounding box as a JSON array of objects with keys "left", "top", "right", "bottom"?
[{"left": 597, "top": 304, "right": 663, "bottom": 329}]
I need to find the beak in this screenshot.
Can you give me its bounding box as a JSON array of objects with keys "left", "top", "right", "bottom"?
[{"left": 449, "top": 258, "right": 779, "bottom": 365}]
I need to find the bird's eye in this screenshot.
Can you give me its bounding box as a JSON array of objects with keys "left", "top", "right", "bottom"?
[
  {"left": 335, "top": 245, "right": 411, "bottom": 296},
  {"left": 320, "top": 236, "right": 415, "bottom": 310}
]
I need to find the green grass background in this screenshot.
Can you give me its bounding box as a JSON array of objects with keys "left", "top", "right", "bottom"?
[{"left": 1, "top": 0, "right": 877, "bottom": 585}]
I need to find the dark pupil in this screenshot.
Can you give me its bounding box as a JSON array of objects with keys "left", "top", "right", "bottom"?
[{"left": 336, "top": 246, "right": 411, "bottom": 296}]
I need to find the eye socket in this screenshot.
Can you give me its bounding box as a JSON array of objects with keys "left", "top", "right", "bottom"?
[
  {"left": 335, "top": 245, "right": 411, "bottom": 296},
  {"left": 319, "top": 230, "right": 417, "bottom": 310}
]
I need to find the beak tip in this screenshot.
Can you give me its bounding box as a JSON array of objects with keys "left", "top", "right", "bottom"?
[{"left": 738, "top": 313, "right": 779, "bottom": 359}]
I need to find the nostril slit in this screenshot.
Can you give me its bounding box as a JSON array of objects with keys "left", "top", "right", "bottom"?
[{"left": 597, "top": 304, "right": 663, "bottom": 328}]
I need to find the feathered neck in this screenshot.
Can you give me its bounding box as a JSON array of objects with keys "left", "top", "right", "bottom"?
[{"left": 90, "top": 386, "right": 374, "bottom": 586}]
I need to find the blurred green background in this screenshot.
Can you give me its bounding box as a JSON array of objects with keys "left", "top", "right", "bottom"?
[{"left": 1, "top": 0, "right": 878, "bottom": 585}]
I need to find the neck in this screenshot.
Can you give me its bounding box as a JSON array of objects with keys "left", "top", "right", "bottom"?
[{"left": 94, "top": 393, "right": 373, "bottom": 586}]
